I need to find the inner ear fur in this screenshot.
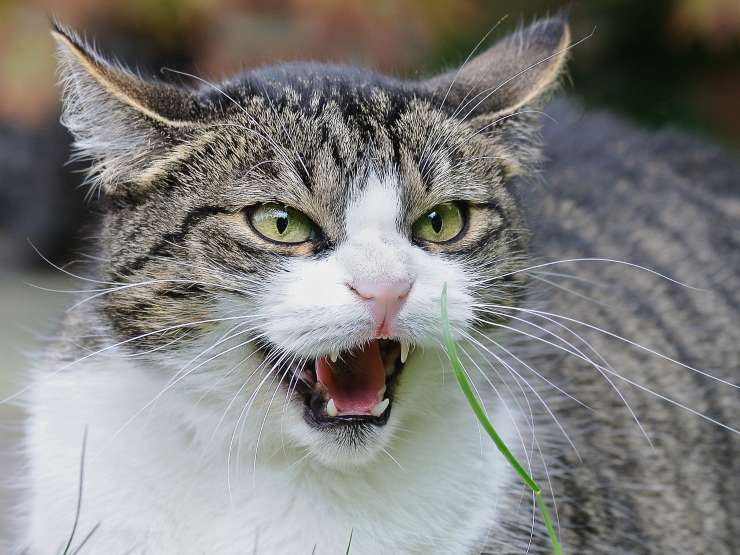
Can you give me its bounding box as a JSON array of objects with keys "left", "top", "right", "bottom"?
[{"left": 424, "top": 17, "right": 571, "bottom": 118}]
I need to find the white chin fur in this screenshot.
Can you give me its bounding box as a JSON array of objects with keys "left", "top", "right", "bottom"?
[{"left": 22, "top": 344, "right": 518, "bottom": 554}]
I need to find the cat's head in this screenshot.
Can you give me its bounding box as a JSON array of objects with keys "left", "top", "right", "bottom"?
[{"left": 53, "top": 18, "right": 569, "bottom": 468}]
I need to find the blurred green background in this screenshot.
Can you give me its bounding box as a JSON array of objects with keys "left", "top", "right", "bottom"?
[{"left": 0, "top": 1, "right": 738, "bottom": 544}]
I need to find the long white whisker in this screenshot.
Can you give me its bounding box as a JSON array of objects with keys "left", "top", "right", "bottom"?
[
  {"left": 528, "top": 273, "right": 612, "bottom": 308},
  {"left": 0, "top": 315, "right": 255, "bottom": 405},
  {"left": 98, "top": 333, "right": 264, "bottom": 458},
  {"left": 160, "top": 68, "right": 299, "bottom": 175},
  {"left": 457, "top": 344, "right": 534, "bottom": 471},
  {"left": 380, "top": 446, "right": 405, "bottom": 472},
  {"left": 492, "top": 304, "right": 739, "bottom": 390},
  {"left": 226, "top": 361, "right": 278, "bottom": 502},
  {"left": 474, "top": 316, "right": 740, "bottom": 435},
  {"left": 463, "top": 329, "right": 581, "bottom": 459},
  {"left": 418, "top": 16, "right": 509, "bottom": 172},
  {"left": 474, "top": 304, "right": 653, "bottom": 446},
  {"left": 481, "top": 257, "right": 706, "bottom": 290}
]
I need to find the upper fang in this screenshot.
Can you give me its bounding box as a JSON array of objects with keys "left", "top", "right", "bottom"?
[
  {"left": 371, "top": 398, "right": 390, "bottom": 417},
  {"left": 400, "top": 340, "right": 410, "bottom": 364},
  {"left": 330, "top": 351, "right": 339, "bottom": 363}
]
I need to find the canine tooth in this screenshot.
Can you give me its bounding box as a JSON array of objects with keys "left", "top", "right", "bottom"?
[
  {"left": 371, "top": 398, "right": 390, "bottom": 417},
  {"left": 376, "top": 385, "right": 386, "bottom": 401},
  {"left": 330, "top": 351, "right": 339, "bottom": 363},
  {"left": 400, "top": 340, "right": 410, "bottom": 364},
  {"left": 326, "top": 398, "right": 338, "bottom": 417}
]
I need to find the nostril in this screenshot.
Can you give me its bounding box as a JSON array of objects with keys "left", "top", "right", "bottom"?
[
  {"left": 349, "top": 278, "right": 414, "bottom": 333},
  {"left": 348, "top": 278, "right": 414, "bottom": 304},
  {"left": 346, "top": 282, "right": 374, "bottom": 300},
  {"left": 398, "top": 282, "right": 412, "bottom": 300}
]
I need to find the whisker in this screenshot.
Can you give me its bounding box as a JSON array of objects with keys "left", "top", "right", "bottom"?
[
  {"left": 476, "top": 304, "right": 652, "bottom": 445},
  {"left": 457, "top": 344, "right": 534, "bottom": 472},
  {"left": 480, "top": 257, "right": 706, "bottom": 290},
  {"left": 160, "top": 67, "right": 301, "bottom": 177},
  {"left": 0, "top": 314, "right": 256, "bottom": 405},
  {"left": 418, "top": 16, "right": 509, "bottom": 172},
  {"left": 493, "top": 304, "right": 739, "bottom": 390},
  {"left": 467, "top": 323, "right": 593, "bottom": 411},
  {"left": 474, "top": 315, "right": 740, "bottom": 435},
  {"left": 379, "top": 446, "right": 405, "bottom": 471},
  {"left": 528, "top": 274, "right": 612, "bottom": 308},
  {"left": 250, "top": 350, "right": 304, "bottom": 479},
  {"left": 98, "top": 332, "right": 265, "bottom": 458},
  {"left": 227, "top": 362, "right": 280, "bottom": 500},
  {"left": 456, "top": 28, "right": 595, "bottom": 122},
  {"left": 463, "top": 329, "right": 582, "bottom": 459}
]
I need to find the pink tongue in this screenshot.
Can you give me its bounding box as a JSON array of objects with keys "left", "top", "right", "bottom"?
[{"left": 315, "top": 340, "right": 386, "bottom": 414}]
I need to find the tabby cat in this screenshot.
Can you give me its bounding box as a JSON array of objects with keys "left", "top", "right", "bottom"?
[{"left": 14, "top": 16, "right": 740, "bottom": 554}]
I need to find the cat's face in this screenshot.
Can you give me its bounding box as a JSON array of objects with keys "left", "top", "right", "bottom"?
[{"left": 53, "top": 19, "right": 569, "bottom": 466}]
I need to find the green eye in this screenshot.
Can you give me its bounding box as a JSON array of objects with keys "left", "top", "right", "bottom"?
[
  {"left": 412, "top": 202, "right": 465, "bottom": 243},
  {"left": 249, "top": 203, "right": 314, "bottom": 244}
]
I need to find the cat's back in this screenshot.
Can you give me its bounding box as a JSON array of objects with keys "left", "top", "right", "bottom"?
[{"left": 504, "top": 99, "right": 740, "bottom": 554}]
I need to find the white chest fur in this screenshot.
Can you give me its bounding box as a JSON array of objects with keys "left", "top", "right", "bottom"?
[{"left": 21, "top": 350, "right": 515, "bottom": 554}]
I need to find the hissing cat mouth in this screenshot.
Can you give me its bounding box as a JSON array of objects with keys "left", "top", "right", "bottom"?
[{"left": 290, "top": 338, "right": 411, "bottom": 429}]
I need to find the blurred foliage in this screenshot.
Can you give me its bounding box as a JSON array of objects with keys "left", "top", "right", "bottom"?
[{"left": 0, "top": 0, "right": 738, "bottom": 268}]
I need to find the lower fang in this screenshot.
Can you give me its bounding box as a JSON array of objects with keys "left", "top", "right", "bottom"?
[
  {"left": 371, "top": 398, "right": 390, "bottom": 417},
  {"left": 400, "top": 340, "right": 410, "bottom": 363},
  {"left": 326, "top": 398, "right": 338, "bottom": 417},
  {"left": 376, "top": 385, "right": 386, "bottom": 401}
]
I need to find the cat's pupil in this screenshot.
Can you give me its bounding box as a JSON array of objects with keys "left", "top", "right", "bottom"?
[
  {"left": 276, "top": 213, "right": 289, "bottom": 234},
  {"left": 430, "top": 211, "right": 443, "bottom": 234}
]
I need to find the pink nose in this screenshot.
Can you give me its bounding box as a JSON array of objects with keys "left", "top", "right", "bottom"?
[{"left": 348, "top": 278, "right": 413, "bottom": 335}]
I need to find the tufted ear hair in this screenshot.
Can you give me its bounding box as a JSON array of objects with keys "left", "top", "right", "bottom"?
[
  {"left": 424, "top": 17, "right": 571, "bottom": 119},
  {"left": 51, "top": 21, "right": 201, "bottom": 197},
  {"left": 422, "top": 17, "right": 571, "bottom": 177}
]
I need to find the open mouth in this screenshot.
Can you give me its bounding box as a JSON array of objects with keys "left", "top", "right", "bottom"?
[{"left": 288, "top": 338, "right": 411, "bottom": 429}]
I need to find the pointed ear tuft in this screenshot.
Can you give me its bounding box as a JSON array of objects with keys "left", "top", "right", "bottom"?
[
  {"left": 51, "top": 21, "right": 198, "bottom": 196},
  {"left": 424, "top": 17, "right": 571, "bottom": 118}
]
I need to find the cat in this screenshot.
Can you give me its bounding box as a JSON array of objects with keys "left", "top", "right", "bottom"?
[{"left": 12, "top": 15, "right": 740, "bottom": 554}]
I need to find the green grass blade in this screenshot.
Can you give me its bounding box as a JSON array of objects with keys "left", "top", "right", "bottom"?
[{"left": 440, "top": 284, "right": 562, "bottom": 555}]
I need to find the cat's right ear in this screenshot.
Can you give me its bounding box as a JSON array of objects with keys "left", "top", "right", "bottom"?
[
  {"left": 421, "top": 17, "right": 571, "bottom": 176},
  {"left": 423, "top": 17, "right": 570, "bottom": 119},
  {"left": 52, "top": 21, "right": 199, "bottom": 197}
]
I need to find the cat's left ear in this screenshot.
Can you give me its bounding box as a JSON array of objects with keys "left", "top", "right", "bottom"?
[
  {"left": 424, "top": 17, "right": 570, "bottom": 118},
  {"left": 422, "top": 17, "right": 570, "bottom": 174},
  {"left": 51, "top": 22, "right": 200, "bottom": 197}
]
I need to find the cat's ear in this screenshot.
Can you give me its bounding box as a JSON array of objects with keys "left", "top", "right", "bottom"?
[
  {"left": 51, "top": 22, "right": 198, "bottom": 197},
  {"left": 422, "top": 17, "right": 570, "bottom": 177},
  {"left": 424, "top": 17, "right": 570, "bottom": 118}
]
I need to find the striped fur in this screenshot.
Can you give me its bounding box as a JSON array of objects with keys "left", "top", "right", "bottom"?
[{"left": 17, "top": 16, "right": 740, "bottom": 554}]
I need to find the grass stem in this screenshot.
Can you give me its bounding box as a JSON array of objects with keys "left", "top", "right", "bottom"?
[{"left": 441, "top": 284, "right": 562, "bottom": 555}]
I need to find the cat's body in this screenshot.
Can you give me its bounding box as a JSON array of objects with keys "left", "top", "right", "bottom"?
[
  {"left": 508, "top": 100, "right": 740, "bottom": 553},
  {"left": 12, "top": 18, "right": 740, "bottom": 554}
]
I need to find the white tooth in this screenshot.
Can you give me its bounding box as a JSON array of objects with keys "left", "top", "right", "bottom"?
[
  {"left": 400, "top": 340, "right": 410, "bottom": 364},
  {"left": 326, "top": 398, "right": 338, "bottom": 417},
  {"left": 371, "top": 398, "right": 390, "bottom": 417},
  {"left": 376, "top": 385, "right": 386, "bottom": 401},
  {"left": 330, "top": 351, "right": 339, "bottom": 363}
]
